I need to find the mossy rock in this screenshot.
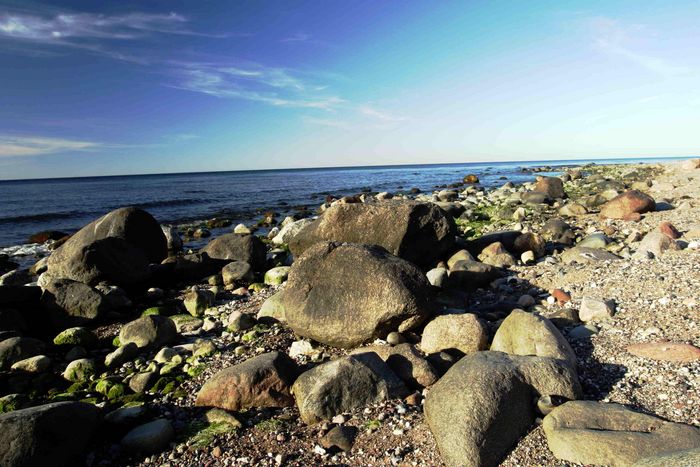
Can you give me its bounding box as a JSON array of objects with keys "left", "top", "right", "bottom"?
[
  {"left": 141, "top": 306, "right": 171, "bottom": 317},
  {"left": 112, "top": 336, "right": 121, "bottom": 347},
  {"left": 107, "top": 383, "right": 126, "bottom": 400},
  {"left": 170, "top": 314, "right": 204, "bottom": 333},
  {"left": 0, "top": 394, "right": 28, "bottom": 413},
  {"left": 186, "top": 364, "right": 206, "bottom": 378},
  {"left": 53, "top": 327, "right": 98, "bottom": 348},
  {"left": 180, "top": 420, "right": 239, "bottom": 449},
  {"left": 248, "top": 283, "right": 266, "bottom": 293}
]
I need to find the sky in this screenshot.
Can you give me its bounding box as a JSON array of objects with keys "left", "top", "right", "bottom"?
[{"left": 1, "top": 0, "right": 699, "bottom": 179}]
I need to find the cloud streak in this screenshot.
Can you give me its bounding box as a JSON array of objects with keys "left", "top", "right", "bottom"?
[
  {"left": 0, "top": 135, "right": 99, "bottom": 157},
  {"left": 169, "top": 62, "right": 346, "bottom": 110},
  {"left": 590, "top": 16, "right": 689, "bottom": 78}
]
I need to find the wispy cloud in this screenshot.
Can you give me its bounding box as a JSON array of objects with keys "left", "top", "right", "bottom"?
[
  {"left": 169, "top": 62, "right": 346, "bottom": 110},
  {"left": 359, "top": 106, "right": 408, "bottom": 123},
  {"left": 0, "top": 135, "right": 99, "bottom": 157},
  {"left": 589, "top": 16, "right": 689, "bottom": 78},
  {"left": 282, "top": 32, "right": 311, "bottom": 43}
]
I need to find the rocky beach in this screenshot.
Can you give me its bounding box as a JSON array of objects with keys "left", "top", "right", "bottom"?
[{"left": 1, "top": 158, "right": 699, "bottom": 467}]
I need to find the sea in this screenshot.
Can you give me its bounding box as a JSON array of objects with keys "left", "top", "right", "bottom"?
[{"left": 0, "top": 157, "right": 689, "bottom": 257}]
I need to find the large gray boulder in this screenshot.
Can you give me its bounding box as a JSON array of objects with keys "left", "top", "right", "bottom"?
[
  {"left": 0, "top": 402, "right": 101, "bottom": 467},
  {"left": 46, "top": 207, "right": 166, "bottom": 286},
  {"left": 288, "top": 201, "right": 456, "bottom": 268},
  {"left": 293, "top": 352, "right": 408, "bottom": 424},
  {"left": 40, "top": 278, "right": 110, "bottom": 329},
  {"left": 425, "top": 351, "right": 581, "bottom": 467},
  {"left": 543, "top": 401, "right": 700, "bottom": 466},
  {"left": 275, "top": 242, "right": 434, "bottom": 348},
  {"left": 195, "top": 352, "right": 299, "bottom": 411},
  {"left": 201, "top": 233, "right": 266, "bottom": 271}
]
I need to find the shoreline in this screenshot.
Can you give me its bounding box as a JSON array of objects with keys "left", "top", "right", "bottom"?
[{"left": 1, "top": 158, "right": 699, "bottom": 466}]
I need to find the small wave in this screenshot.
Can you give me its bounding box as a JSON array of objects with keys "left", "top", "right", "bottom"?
[
  {"left": 117, "top": 198, "right": 214, "bottom": 210},
  {"left": 0, "top": 210, "right": 89, "bottom": 225}
]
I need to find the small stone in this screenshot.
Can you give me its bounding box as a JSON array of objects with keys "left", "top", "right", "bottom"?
[
  {"left": 212, "top": 446, "right": 222, "bottom": 457},
  {"left": 386, "top": 332, "right": 404, "bottom": 346},
  {"left": 121, "top": 419, "right": 174, "bottom": 455},
  {"left": 521, "top": 251, "right": 536, "bottom": 264},
  {"left": 551, "top": 289, "right": 572, "bottom": 305},
  {"left": 517, "top": 294, "right": 535, "bottom": 308},
  {"left": 331, "top": 414, "right": 346, "bottom": 424},
  {"left": 227, "top": 311, "right": 256, "bottom": 332},
  {"left": 405, "top": 392, "right": 421, "bottom": 406},
  {"left": 264, "top": 266, "right": 291, "bottom": 285},
  {"left": 579, "top": 297, "right": 615, "bottom": 322}
]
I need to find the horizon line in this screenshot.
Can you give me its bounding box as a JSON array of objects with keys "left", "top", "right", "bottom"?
[{"left": 0, "top": 154, "right": 694, "bottom": 183}]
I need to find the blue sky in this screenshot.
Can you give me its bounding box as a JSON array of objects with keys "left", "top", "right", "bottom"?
[{"left": 1, "top": 0, "right": 699, "bottom": 179}]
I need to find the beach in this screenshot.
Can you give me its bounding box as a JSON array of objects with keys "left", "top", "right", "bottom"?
[{"left": 1, "top": 158, "right": 699, "bottom": 466}]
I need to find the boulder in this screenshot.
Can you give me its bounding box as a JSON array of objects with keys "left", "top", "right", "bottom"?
[
  {"left": 119, "top": 315, "right": 177, "bottom": 349},
  {"left": 41, "top": 278, "right": 110, "bottom": 329},
  {"left": 478, "top": 242, "right": 516, "bottom": 267},
  {"left": 121, "top": 418, "right": 174, "bottom": 455},
  {"left": 425, "top": 351, "right": 582, "bottom": 467},
  {"left": 53, "top": 327, "right": 98, "bottom": 348},
  {"left": 201, "top": 233, "right": 266, "bottom": 271},
  {"left": 0, "top": 337, "right": 45, "bottom": 370},
  {"left": 447, "top": 260, "right": 502, "bottom": 290},
  {"left": 626, "top": 342, "right": 700, "bottom": 362},
  {"left": 543, "top": 401, "right": 700, "bottom": 466},
  {"left": 634, "top": 231, "right": 680, "bottom": 258},
  {"left": 490, "top": 310, "right": 577, "bottom": 369},
  {"left": 183, "top": 288, "right": 215, "bottom": 318},
  {"left": 542, "top": 219, "right": 575, "bottom": 245},
  {"left": 271, "top": 218, "right": 314, "bottom": 245},
  {"left": 46, "top": 207, "right": 166, "bottom": 286},
  {"left": 158, "top": 252, "right": 229, "bottom": 283},
  {"left": 512, "top": 232, "right": 546, "bottom": 258},
  {"left": 278, "top": 242, "right": 434, "bottom": 348},
  {"left": 288, "top": 201, "right": 456, "bottom": 268},
  {"left": 559, "top": 202, "right": 588, "bottom": 217},
  {"left": 0, "top": 402, "right": 100, "bottom": 467},
  {"left": 292, "top": 352, "right": 408, "bottom": 424},
  {"left": 420, "top": 313, "right": 488, "bottom": 355},
  {"left": 634, "top": 447, "right": 700, "bottom": 466},
  {"left": 264, "top": 266, "right": 290, "bottom": 285},
  {"left": 161, "top": 225, "right": 182, "bottom": 251},
  {"left": 350, "top": 343, "right": 439, "bottom": 389},
  {"left": 196, "top": 352, "right": 298, "bottom": 411},
  {"left": 560, "top": 246, "right": 621, "bottom": 265},
  {"left": 533, "top": 176, "right": 565, "bottom": 198},
  {"left": 464, "top": 231, "right": 520, "bottom": 257},
  {"left": 579, "top": 297, "right": 615, "bottom": 322},
  {"left": 600, "top": 190, "right": 656, "bottom": 220},
  {"left": 105, "top": 342, "right": 139, "bottom": 368},
  {"left": 11, "top": 355, "right": 51, "bottom": 373},
  {"left": 447, "top": 249, "right": 475, "bottom": 269},
  {"left": 63, "top": 358, "right": 97, "bottom": 382},
  {"left": 221, "top": 261, "right": 254, "bottom": 285}
]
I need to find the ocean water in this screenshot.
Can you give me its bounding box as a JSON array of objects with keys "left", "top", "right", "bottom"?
[{"left": 0, "top": 157, "right": 686, "bottom": 250}]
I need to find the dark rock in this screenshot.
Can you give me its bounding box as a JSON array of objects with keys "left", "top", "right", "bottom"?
[
  {"left": 46, "top": 207, "right": 166, "bottom": 286},
  {"left": 0, "top": 402, "right": 100, "bottom": 467},
  {"left": 320, "top": 425, "right": 358, "bottom": 452},
  {"left": 0, "top": 337, "right": 46, "bottom": 370},
  {"left": 293, "top": 352, "right": 408, "bottom": 424},
  {"left": 41, "top": 278, "right": 110, "bottom": 329},
  {"left": 28, "top": 231, "right": 68, "bottom": 244},
  {"left": 447, "top": 260, "right": 503, "bottom": 290},
  {"left": 289, "top": 201, "right": 456, "bottom": 269},
  {"left": 157, "top": 252, "right": 229, "bottom": 283},
  {"left": 201, "top": 234, "right": 266, "bottom": 271},
  {"left": 350, "top": 343, "right": 439, "bottom": 389}
]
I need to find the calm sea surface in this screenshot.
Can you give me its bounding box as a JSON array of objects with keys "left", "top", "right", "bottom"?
[{"left": 0, "top": 157, "right": 687, "bottom": 249}]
